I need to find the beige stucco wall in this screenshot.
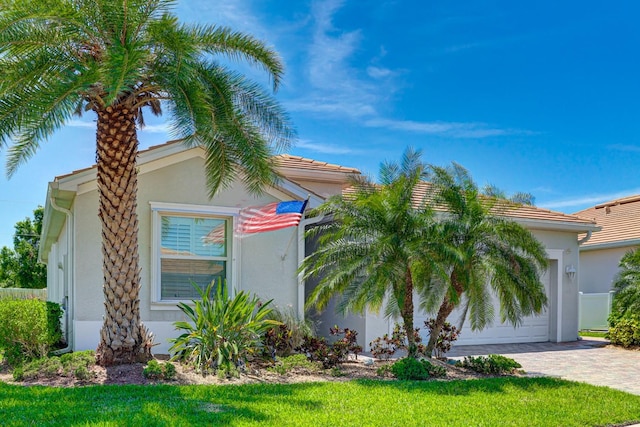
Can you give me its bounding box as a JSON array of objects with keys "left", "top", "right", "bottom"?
[
  {"left": 579, "top": 246, "right": 636, "bottom": 294},
  {"left": 529, "top": 228, "right": 581, "bottom": 342},
  {"left": 287, "top": 179, "right": 345, "bottom": 199},
  {"left": 69, "top": 155, "right": 303, "bottom": 351}
]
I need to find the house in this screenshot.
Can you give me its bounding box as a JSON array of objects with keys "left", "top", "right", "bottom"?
[
  {"left": 39, "top": 141, "right": 357, "bottom": 354},
  {"left": 573, "top": 195, "right": 640, "bottom": 329},
  {"left": 40, "top": 141, "right": 600, "bottom": 353}
]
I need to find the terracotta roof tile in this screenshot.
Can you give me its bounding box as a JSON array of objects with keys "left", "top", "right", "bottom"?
[
  {"left": 574, "top": 195, "right": 640, "bottom": 246},
  {"left": 344, "top": 181, "right": 596, "bottom": 226},
  {"left": 273, "top": 154, "right": 360, "bottom": 174}
]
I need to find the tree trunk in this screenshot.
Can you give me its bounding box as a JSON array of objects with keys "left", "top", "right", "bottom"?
[
  {"left": 94, "top": 104, "right": 153, "bottom": 366},
  {"left": 425, "top": 271, "right": 464, "bottom": 357},
  {"left": 401, "top": 268, "right": 417, "bottom": 358}
]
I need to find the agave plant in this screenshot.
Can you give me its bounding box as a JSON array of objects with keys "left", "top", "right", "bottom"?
[{"left": 169, "top": 280, "right": 278, "bottom": 375}]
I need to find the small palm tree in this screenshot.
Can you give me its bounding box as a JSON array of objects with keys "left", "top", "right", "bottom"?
[
  {"left": 610, "top": 249, "right": 640, "bottom": 321},
  {"left": 423, "top": 163, "right": 548, "bottom": 355},
  {"left": 302, "top": 148, "right": 453, "bottom": 358},
  {"left": 0, "top": 0, "right": 294, "bottom": 365}
]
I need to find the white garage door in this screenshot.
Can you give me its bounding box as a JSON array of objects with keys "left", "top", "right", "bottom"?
[{"left": 415, "top": 270, "right": 550, "bottom": 346}]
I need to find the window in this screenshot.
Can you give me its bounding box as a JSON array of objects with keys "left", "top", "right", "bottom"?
[{"left": 151, "top": 203, "right": 239, "bottom": 304}]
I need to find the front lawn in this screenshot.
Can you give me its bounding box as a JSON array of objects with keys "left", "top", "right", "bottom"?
[
  {"left": 1, "top": 377, "right": 639, "bottom": 426},
  {"left": 579, "top": 330, "right": 609, "bottom": 339}
]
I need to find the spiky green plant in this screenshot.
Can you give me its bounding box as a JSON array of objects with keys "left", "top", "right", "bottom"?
[{"left": 169, "top": 281, "right": 278, "bottom": 375}]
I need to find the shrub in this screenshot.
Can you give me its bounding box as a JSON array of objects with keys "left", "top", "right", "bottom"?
[
  {"left": 169, "top": 280, "right": 278, "bottom": 376},
  {"left": 390, "top": 357, "right": 446, "bottom": 380},
  {"left": 608, "top": 317, "right": 640, "bottom": 348},
  {"left": 370, "top": 320, "right": 459, "bottom": 360},
  {"left": 143, "top": 359, "right": 176, "bottom": 380},
  {"left": 457, "top": 354, "right": 522, "bottom": 375},
  {"left": 268, "top": 354, "right": 321, "bottom": 375},
  {"left": 13, "top": 350, "right": 96, "bottom": 382},
  {"left": 297, "top": 326, "right": 362, "bottom": 369},
  {"left": 0, "top": 299, "right": 61, "bottom": 365},
  {"left": 262, "top": 306, "right": 313, "bottom": 358},
  {"left": 424, "top": 319, "right": 459, "bottom": 358},
  {"left": 370, "top": 323, "right": 425, "bottom": 360}
]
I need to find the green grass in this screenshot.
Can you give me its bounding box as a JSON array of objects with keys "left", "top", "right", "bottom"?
[
  {"left": 1, "top": 377, "right": 639, "bottom": 426},
  {"left": 579, "top": 330, "right": 609, "bottom": 338}
]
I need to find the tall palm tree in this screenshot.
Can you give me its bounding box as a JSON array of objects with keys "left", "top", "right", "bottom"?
[
  {"left": 422, "top": 163, "right": 548, "bottom": 356},
  {"left": 302, "top": 148, "right": 453, "bottom": 358},
  {"left": 0, "top": 0, "right": 294, "bottom": 365}
]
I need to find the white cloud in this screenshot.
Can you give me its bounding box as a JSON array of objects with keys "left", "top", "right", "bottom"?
[
  {"left": 366, "top": 66, "right": 394, "bottom": 79},
  {"left": 295, "top": 139, "right": 356, "bottom": 154},
  {"left": 541, "top": 188, "right": 640, "bottom": 211},
  {"left": 140, "top": 124, "right": 170, "bottom": 134},
  {"left": 364, "top": 118, "right": 529, "bottom": 139},
  {"left": 67, "top": 119, "right": 95, "bottom": 128}
]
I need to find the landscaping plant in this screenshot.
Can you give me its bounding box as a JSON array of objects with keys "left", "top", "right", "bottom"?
[
  {"left": 297, "top": 326, "right": 362, "bottom": 369},
  {"left": 143, "top": 359, "right": 176, "bottom": 380},
  {"left": 608, "top": 248, "right": 640, "bottom": 347},
  {"left": 390, "top": 357, "right": 446, "bottom": 380},
  {"left": 169, "top": 281, "right": 278, "bottom": 375},
  {"left": 0, "top": 299, "right": 62, "bottom": 366},
  {"left": 263, "top": 306, "right": 313, "bottom": 358},
  {"left": 457, "top": 354, "right": 522, "bottom": 375},
  {"left": 370, "top": 320, "right": 458, "bottom": 360}
]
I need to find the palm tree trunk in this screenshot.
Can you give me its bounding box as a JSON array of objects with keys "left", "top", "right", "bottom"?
[
  {"left": 426, "top": 271, "right": 463, "bottom": 357},
  {"left": 94, "top": 104, "right": 153, "bottom": 366},
  {"left": 401, "top": 268, "right": 417, "bottom": 358}
]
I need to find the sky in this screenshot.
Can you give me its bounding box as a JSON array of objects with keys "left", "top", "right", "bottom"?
[{"left": 1, "top": 0, "right": 640, "bottom": 248}]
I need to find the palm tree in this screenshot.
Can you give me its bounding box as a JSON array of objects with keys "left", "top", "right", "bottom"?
[
  {"left": 0, "top": 0, "right": 294, "bottom": 365},
  {"left": 422, "top": 163, "right": 549, "bottom": 356},
  {"left": 610, "top": 249, "right": 640, "bottom": 322},
  {"left": 302, "top": 148, "right": 453, "bottom": 358}
]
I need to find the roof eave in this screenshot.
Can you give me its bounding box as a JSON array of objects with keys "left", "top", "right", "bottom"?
[
  {"left": 38, "top": 183, "right": 76, "bottom": 263},
  {"left": 579, "top": 238, "right": 640, "bottom": 252},
  {"left": 509, "top": 217, "right": 601, "bottom": 233}
]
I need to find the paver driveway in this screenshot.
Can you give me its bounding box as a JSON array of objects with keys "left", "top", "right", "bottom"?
[{"left": 447, "top": 338, "right": 640, "bottom": 395}]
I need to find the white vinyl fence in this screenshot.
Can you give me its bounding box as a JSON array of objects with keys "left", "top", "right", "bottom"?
[{"left": 578, "top": 291, "right": 613, "bottom": 331}]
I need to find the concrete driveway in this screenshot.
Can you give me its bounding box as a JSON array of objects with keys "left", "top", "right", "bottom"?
[{"left": 447, "top": 338, "right": 640, "bottom": 395}]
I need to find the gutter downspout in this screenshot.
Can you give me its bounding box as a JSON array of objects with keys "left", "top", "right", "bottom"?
[
  {"left": 577, "top": 230, "right": 592, "bottom": 245},
  {"left": 50, "top": 194, "right": 74, "bottom": 355},
  {"left": 297, "top": 214, "right": 325, "bottom": 321}
]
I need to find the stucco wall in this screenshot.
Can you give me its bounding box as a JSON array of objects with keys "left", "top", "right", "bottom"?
[
  {"left": 69, "top": 155, "right": 303, "bottom": 352},
  {"left": 579, "top": 246, "right": 636, "bottom": 294},
  {"left": 529, "top": 229, "right": 581, "bottom": 342}
]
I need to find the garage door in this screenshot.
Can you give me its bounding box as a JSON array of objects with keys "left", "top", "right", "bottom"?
[{"left": 415, "top": 270, "right": 550, "bottom": 346}]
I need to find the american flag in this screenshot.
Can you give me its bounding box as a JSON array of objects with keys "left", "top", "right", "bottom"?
[{"left": 235, "top": 200, "right": 308, "bottom": 235}]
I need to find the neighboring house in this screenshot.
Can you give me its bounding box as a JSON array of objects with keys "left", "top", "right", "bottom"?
[
  {"left": 40, "top": 141, "right": 599, "bottom": 353},
  {"left": 573, "top": 195, "right": 640, "bottom": 329}
]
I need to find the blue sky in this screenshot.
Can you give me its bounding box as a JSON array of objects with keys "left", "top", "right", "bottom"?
[{"left": 1, "top": 0, "right": 640, "bottom": 248}]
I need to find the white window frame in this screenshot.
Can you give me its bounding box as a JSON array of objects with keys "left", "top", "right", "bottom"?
[{"left": 149, "top": 202, "right": 241, "bottom": 309}]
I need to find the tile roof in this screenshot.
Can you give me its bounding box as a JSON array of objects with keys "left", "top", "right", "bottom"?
[
  {"left": 56, "top": 144, "right": 361, "bottom": 181},
  {"left": 273, "top": 154, "right": 361, "bottom": 174},
  {"left": 344, "top": 181, "right": 596, "bottom": 227},
  {"left": 573, "top": 195, "right": 640, "bottom": 247}
]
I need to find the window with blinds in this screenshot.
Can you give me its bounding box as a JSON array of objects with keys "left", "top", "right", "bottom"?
[{"left": 159, "top": 215, "right": 229, "bottom": 300}]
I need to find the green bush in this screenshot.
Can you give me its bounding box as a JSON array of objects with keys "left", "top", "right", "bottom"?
[
  {"left": 13, "top": 350, "right": 95, "bottom": 382},
  {"left": 143, "top": 359, "right": 176, "bottom": 380},
  {"left": 608, "top": 317, "right": 640, "bottom": 348},
  {"left": 169, "top": 280, "right": 278, "bottom": 376},
  {"left": 457, "top": 354, "right": 522, "bottom": 375},
  {"left": 0, "top": 299, "right": 61, "bottom": 366},
  {"left": 268, "top": 354, "right": 321, "bottom": 375},
  {"left": 390, "top": 357, "right": 446, "bottom": 380}
]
